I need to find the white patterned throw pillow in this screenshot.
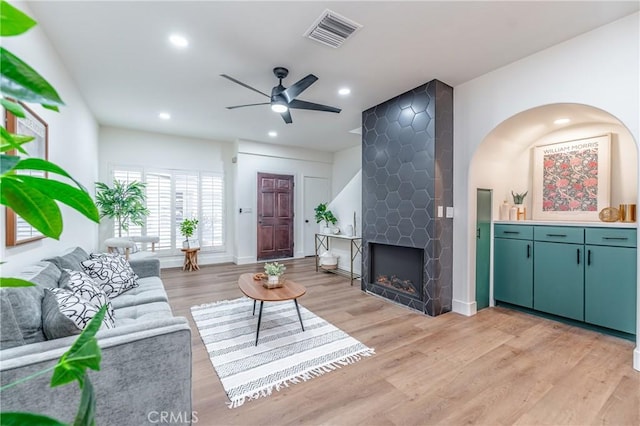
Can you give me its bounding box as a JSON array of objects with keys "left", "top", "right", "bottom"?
[
  {"left": 42, "top": 288, "right": 114, "bottom": 339},
  {"left": 81, "top": 253, "right": 139, "bottom": 298},
  {"left": 63, "top": 269, "right": 115, "bottom": 325}
]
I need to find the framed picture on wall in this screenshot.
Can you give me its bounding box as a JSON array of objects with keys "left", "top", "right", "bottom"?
[
  {"left": 532, "top": 134, "right": 611, "bottom": 221},
  {"left": 5, "top": 102, "right": 49, "bottom": 246}
]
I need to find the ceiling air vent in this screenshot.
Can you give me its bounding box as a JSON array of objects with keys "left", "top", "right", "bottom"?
[{"left": 304, "top": 9, "right": 362, "bottom": 48}]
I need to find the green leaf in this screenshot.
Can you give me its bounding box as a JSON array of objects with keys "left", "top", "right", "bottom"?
[
  {"left": 15, "top": 175, "right": 99, "bottom": 223},
  {"left": 1, "top": 154, "right": 20, "bottom": 174},
  {"left": 0, "top": 175, "right": 63, "bottom": 239},
  {"left": 0, "top": 412, "right": 66, "bottom": 426},
  {"left": 42, "top": 104, "right": 59, "bottom": 112},
  {"left": 0, "top": 98, "right": 25, "bottom": 117},
  {"left": 51, "top": 306, "right": 105, "bottom": 388},
  {"left": 0, "top": 127, "right": 30, "bottom": 155},
  {"left": 0, "top": 277, "right": 35, "bottom": 287},
  {"left": 73, "top": 375, "right": 96, "bottom": 426},
  {"left": 0, "top": 0, "right": 37, "bottom": 36},
  {"left": 12, "top": 158, "right": 87, "bottom": 190},
  {"left": 0, "top": 47, "right": 65, "bottom": 107}
]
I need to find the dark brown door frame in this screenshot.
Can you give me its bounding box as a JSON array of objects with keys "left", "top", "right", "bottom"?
[{"left": 256, "top": 172, "right": 294, "bottom": 261}]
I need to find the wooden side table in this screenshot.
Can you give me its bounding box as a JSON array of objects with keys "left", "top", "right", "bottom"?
[{"left": 181, "top": 248, "right": 200, "bottom": 271}]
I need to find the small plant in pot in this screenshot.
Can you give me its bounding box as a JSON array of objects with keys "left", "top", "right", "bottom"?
[
  {"left": 314, "top": 202, "right": 337, "bottom": 234},
  {"left": 264, "top": 261, "right": 286, "bottom": 287},
  {"left": 180, "top": 218, "right": 199, "bottom": 248}
]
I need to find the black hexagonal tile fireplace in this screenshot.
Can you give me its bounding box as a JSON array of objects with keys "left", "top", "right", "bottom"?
[{"left": 361, "top": 79, "right": 453, "bottom": 316}]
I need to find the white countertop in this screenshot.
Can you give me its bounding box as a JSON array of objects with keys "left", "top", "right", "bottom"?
[{"left": 494, "top": 220, "right": 637, "bottom": 228}]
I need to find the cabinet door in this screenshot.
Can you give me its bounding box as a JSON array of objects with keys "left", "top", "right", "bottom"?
[
  {"left": 585, "top": 245, "right": 637, "bottom": 334},
  {"left": 534, "top": 241, "right": 584, "bottom": 321},
  {"left": 494, "top": 238, "right": 533, "bottom": 308}
]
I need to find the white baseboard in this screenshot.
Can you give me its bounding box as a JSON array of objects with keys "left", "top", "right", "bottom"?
[
  {"left": 234, "top": 256, "right": 257, "bottom": 265},
  {"left": 452, "top": 299, "right": 477, "bottom": 316},
  {"left": 634, "top": 347, "right": 640, "bottom": 372}
]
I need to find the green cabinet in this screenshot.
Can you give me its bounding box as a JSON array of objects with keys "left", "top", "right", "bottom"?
[
  {"left": 584, "top": 228, "right": 637, "bottom": 334},
  {"left": 493, "top": 223, "right": 637, "bottom": 336},
  {"left": 533, "top": 241, "right": 584, "bottom": 321},
  {"left": 494, "top": 237, "right": 533, "bottom": 308}
]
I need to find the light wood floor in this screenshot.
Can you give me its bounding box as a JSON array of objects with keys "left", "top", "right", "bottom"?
[{"left": 163, "top": 257, "right": 639, "bottom": 426}]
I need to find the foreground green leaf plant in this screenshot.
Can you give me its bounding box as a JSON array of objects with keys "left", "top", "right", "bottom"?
[{"left": 0, "top": 1, "right": 104, "bottom": 425}]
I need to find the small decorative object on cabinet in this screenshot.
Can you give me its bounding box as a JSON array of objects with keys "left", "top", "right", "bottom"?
[
  {"left": 599, "top": 207, "right": 620, "bottom": 222},
  {"left": 619, "top": 204, "right": 636, "bottom": 222},
  {"left": 499, "top": 200, "right": 510, "bottom": 221},
  {"left": 511, "top": 191, "right": 527, "bottom": 220}
]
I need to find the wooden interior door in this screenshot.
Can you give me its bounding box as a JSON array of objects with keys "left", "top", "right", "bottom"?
[{"left": 257, "top": 173, "right": 294, "bottom": 260}]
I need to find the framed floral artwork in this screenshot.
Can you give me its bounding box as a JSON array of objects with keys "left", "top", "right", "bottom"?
[{"left": 532, "top": 134, "right": 610, "bottom": 221}]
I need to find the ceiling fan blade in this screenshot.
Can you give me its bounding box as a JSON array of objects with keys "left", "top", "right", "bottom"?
[
  {"left": 280, "top": 109, "right": 293, "bottom": 124},
  {"left": 288, "top": 99, "right": 341, "bottom": 113},
  {"left": 282, "top": 74, "right": 318, "bottom": 103},
  {"left": 220, "top": 74, "right": 270, "bottom": 98},
  {"left": 225, "top": 102, "right": 271, "bottom": 110}
]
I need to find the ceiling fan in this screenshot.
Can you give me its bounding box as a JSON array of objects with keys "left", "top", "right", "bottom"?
[{"left": 221, "top": 67, "right": 341, "bottom": 124}]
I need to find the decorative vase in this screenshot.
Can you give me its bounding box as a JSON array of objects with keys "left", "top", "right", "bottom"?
[
  {"left": 182, "top": 240, "right": 189, "bottom": 249},
  {"left": 509, "top": 206, "right": 518, "bottom": 221},
  {"left": 268, "top": 275, "right": 279, "bottom": 285},
  {"left": 499, "top": 201, "right": 510, "bottom": 221},
  {"left": 515, "top": 204, "right": 526, "bottom": 220},
  {"left": 344, "top": 224, "right": 354, "bottom": 237},
  {"left": 322, "top": 226, "right": 332, "bottom": 234}
]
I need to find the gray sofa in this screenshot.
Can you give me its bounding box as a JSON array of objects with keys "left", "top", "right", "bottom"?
[{"left": 0, "top": 247, "right": 192, "bottom": 425}]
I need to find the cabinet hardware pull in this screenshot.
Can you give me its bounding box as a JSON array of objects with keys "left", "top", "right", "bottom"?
[
  {"left": 587, "top": 249, "right": 591, "bottom": 266},
  {"left": 577, "top": 248, "right": 580, "bottom": 264},
  {"left": 503, "top": 231, "right": 519, "bottom": 234},
  {"left": 547, "top": 233, "right": 567, "bottom": 237},
  {"left": 527, "top": 244, "right": 531, "bottom": 258},
  {"left": 602, "top": 237, "right": 628, "bottom": 241},
  {"left": 477, "top": 228, "right": 480, "bottom": 239}
]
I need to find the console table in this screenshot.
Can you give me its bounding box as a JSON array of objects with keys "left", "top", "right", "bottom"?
[{"left": 314, "top": 233, "right": 362, "bottom": 286}]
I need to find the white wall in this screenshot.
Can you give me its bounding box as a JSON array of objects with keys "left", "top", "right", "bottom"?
[
  {"left": 331, "top": 144, "right": 361, "bottom": 198},
  {"left": 453, "top": 13, "right": 640, "bottom": 368},
  {"left": 98, "top": 126, "right": 236, "bottom": 267},
  {"left": 1, "top": 3, "right": 99, "bottom": 275},
  {"left": 327, "top": 171, "right": 362, "bottom": 274},
  {"left": 234, "top": 140, "right": 333, "bottom": 264}
]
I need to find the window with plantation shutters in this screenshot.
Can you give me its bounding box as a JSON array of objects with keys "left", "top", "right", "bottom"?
[{"left": 111, "top": 167, "right": 225, "bottom": 254}]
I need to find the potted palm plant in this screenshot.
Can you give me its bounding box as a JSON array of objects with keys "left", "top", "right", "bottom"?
[
  {"left": 314, "top": 202, "right": 337, "bottom": 234},
  {"left": 179, "top": 218, "right": 199, "bottom": 248},
  {"left": 95, "top": 180, "right": 149, "bottom": 236}
]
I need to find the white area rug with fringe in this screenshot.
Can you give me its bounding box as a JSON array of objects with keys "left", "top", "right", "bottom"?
[{"left": 191, "top": 297, "right": 374, "bottom": 408}]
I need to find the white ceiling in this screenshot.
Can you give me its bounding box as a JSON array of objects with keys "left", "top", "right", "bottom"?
[{"left": 27, "top": 1, "right": 639, "bottom": 152}]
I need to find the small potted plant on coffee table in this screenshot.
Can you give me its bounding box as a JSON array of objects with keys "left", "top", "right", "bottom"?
[{"left": 263, "top": 261, "right": 286, "bottom": 288}]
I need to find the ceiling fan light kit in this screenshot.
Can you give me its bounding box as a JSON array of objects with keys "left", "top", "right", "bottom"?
[{"left": 221, "top": 67, "right": 341, "bottom": 124}]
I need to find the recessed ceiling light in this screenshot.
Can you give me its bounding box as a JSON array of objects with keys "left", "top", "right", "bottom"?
[
  {"left": 268, "top": 131, "right": 277, "bottom": 137},
  {"left": 338, "top": 87, "right": 351, "bottom": 96},
  {"left": 169, "top": 34, "right": 188, "bottom": 48},
  {"left": 554, "top": 118, "right": 570, "bottom": 125},
  {"left": 158, "top": 112, "right": 171, "bottom": 120}
]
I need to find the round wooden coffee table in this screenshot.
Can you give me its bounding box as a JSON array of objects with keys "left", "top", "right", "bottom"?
[{"left": 238, "top": 272, "right": 306, "bottom": 345}]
